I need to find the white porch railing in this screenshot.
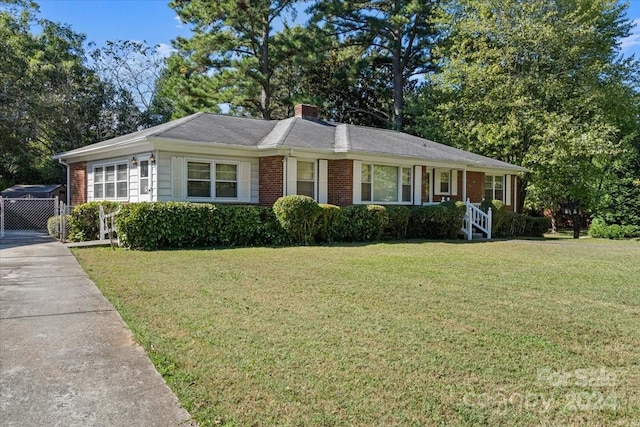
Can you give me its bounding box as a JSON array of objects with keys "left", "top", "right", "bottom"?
[{"left": 461, "top": 199, "right": 492, "bottom": 240}]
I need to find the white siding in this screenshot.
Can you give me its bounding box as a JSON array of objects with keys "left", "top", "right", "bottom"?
[
  {"left": 157, "top": 151, "right": 260, "bottom": 203},
  {"left": 352, "top": 160, "right": 362, "bottom": 204},
  {"left": 318, "top": 159, "right": 328, "bottom": 203},
  {"left": 413, "top": 165, "right": 422, "bottom": 205},
  {"left": 129, "top": 162, "right": 139, "bottom": 201},
  {"left": 286, "top": 157, "right": 297, "bottom": 196},
  {"left": 451, "top": 170, "right": 458, "bottom": 196}
]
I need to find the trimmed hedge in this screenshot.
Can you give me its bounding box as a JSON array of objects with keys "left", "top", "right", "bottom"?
[
  {"left": 588, "top": 218, "right": 640, "bottom": 239},
  {"left": 71, "top": 197, "right": 553, "bottom": 250},
  {"left": 407, "top": 203, "right": 466, "bottom": 239},
  {"left": 116, "top": 202, "right": 290, "bottom": 250},
  {"left": 69, "top": 201, "right": 121, "bottom": 241},
  {"left": 385, "top": 206, "right": 411, "bottom": 239},
  {"left": 317, "top": 203, "right": 341, "bottom": 243}
]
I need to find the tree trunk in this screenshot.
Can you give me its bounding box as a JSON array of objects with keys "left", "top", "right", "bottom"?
[
  {"left": 392, "top": 0, "right": 403, "bottom": 132},
  {"left": 517, "top": 177, "right": 527, "bottom": 214},
  {"left": 261, "top": 20, "right": 271, "bottom": 120}
]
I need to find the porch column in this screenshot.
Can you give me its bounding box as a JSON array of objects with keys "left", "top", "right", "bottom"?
[{"left": 462, "top": 169, "right": 467, "bottom": 202}]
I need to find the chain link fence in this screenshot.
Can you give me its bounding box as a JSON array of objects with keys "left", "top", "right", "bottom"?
[{"left": 0, "top": 197, "right": 58, "bottom": 236}]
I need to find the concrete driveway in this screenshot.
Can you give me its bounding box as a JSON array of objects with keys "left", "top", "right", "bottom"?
[{"left": 0, "top": 231, "right": 195, "bottom": 426}]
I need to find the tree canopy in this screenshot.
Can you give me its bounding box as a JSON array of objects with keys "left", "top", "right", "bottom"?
[{"left": 422, "top": 0, "right": 639, "bottom": 216}]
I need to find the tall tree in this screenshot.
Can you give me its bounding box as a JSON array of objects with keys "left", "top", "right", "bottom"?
[
  {"left": 167, "top": 0, "right": 304, "bottom": 119},
  {"left": 428, "top": 0, "right": 639, "bottom": 217},
  {"left": 90, "top": 40, "right": 171, "bottom": 128},
  {"left": 311, "top": 0, "right": 440, "bottom": 131},
  {"left": 0, "top": 0, "right": 145, "bottom": 186}
]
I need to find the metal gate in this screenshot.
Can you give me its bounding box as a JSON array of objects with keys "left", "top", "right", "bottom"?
[{"left": 0, "top": 196, "right": 58, "bottom": 237}]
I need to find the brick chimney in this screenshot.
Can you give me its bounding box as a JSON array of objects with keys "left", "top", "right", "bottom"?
[{"left": 294, "top": 104, "right": 319, "bottom": 120}]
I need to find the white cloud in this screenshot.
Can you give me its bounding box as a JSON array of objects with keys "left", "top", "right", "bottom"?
[
  {"left": 174, "top": 15, "right": 184, "bottom": 29},
  {"left": 156, "top": 43, "right": 176, "bottom": 58},
  {"left": 620, "top": 18, "right": 640, "bottom": 50}
]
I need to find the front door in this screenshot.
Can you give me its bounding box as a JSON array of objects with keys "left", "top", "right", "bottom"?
[{"left": 138, "top": 157, "right": 152, "bottom": 202}]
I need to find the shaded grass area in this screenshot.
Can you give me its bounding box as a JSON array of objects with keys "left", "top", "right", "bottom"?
[{"left": 73, "top": 239, "right": 640, "bottom": 426}]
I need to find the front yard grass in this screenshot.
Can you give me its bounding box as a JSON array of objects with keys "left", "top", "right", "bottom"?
[{"left": 73, "top": 239, "right": 640, "bottom": 426}]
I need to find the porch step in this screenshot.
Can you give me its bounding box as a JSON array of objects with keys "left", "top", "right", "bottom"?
[{"left": 472, "top": 232, "right": 485, "bottom": 240}]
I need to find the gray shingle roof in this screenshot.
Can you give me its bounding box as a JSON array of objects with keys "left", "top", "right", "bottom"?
[{"left": 55, "top": 113, "right": 526, "bottom": 172}]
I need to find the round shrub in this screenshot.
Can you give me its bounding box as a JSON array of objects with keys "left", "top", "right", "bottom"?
[
  {"left": 47, "top": 215, "right": 71, "bottom": 239},
  {"left": 272, "top": 195, "right": 322, "bottom": 245}
]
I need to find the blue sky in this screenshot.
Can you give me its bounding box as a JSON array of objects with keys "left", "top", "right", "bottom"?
[{"left": 37, "top": 0, "right": 640, "bottom": 58}]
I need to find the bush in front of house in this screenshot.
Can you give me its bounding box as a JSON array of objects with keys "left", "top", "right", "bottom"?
[
  {"left": 524, "top": 216, "right": 552, "bottom": 237},
  {"left": 115, "top": 202, "right": 290, "bottom": 250},
  {"left": 116, "top": 202, "right": 218, "bottom": 249},
  {"left": 68, "top": 201, "right": 121, "bottom": 241},
  {"left": 317, "top": 203, "right": 342, "bottom": 243},
  {"left": 385, "top": 205, "right": 411, "bottom": 239},
  {"left": 47, "top": 215, "right": 71, "bottom": 240},
  {"left": 588, "top": 217, "right": 640, "bottom": 239},
  {"left": 408, "top": 202, "right": 466, "bottom": 239},
  {"left": 273, "top": 195, "right": 323, "bottom": 245},
  {"left": 478, "top": 199, "right": 551, "bottom": 237},
  {"left": 337, "top": 204, "right": 389, "bottom": 242},
  {"left": 215, "top": 205, "right": 290, "bottom": 247}
]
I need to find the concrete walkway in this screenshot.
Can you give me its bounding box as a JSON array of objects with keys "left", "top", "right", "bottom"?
[{"left": 0, "top": 231, "right": 195, "bottom": 426}]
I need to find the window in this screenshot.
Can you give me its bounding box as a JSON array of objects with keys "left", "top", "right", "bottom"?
[
  {"left": 361, "top": 164, "right": 412, "bottom": 203},
  {"left": 484, "top": 175, "right": 504, "bottom": 201},
  {"left": 187, "top": 162, "right": 211, "bottom": 197},
  {"left": 216, "top": 163, "right": 237, "bottom": 198},
  {"left": 440, "top": 171, "right": 450, "bottom": 194},
  {"left": 361, "top": 164, "right": 372, "bottom": 202},
  {"left": 93, "top": 162, "right": 128, "bottom": 200},
  {"left": 402, "top": 167, "right": 412, "bottom": 202},
  {"left": 187, "top": 161, "right": 238, "bottom": 199},
  {"left": 296, "top": 161, "right": 315, "bottom": 198}
]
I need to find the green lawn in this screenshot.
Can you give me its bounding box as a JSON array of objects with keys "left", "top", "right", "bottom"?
[{"left": 73, "top": 238, "right": 640, "bottom": 426}]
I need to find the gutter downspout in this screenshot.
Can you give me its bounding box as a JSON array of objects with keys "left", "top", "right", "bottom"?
[{"left": 58, "top": 158, "right": 70, "bottom": 206}]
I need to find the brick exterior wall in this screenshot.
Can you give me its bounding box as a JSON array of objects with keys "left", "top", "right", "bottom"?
[
  {"left": 259, "top": 156, "right": 284, "bottom": 206},
  {"left": 69, "top": 162, "right": 87, "bottom": 206},
  {"left": 328, "top": 159, "right": 353, "bottom": 207},
  {"left": 466, "top": 171, "right": 484, "bottom": 203}
]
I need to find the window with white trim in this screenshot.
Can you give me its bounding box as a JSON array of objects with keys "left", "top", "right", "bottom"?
[
  {"left": 484, "top": 175, "right": 504, "bottom": 201},
  {"left": 187, "top": 161, "right": 238, "bottom": 199},
  {"left": 439, "top": 170, "right": 450, "bottom": 194},
  {"left": 296, "top": 161, "right": 315, "bottom": 198},
  {"left": 361, "top": 164, "right": 412, "bottom": 203},
  {"left": 402, "top": 167, "right": 412, "bottom": 202},
  {"left": 216, "top": 163, "right": 238, "bottom": 198},
  {"left": 93, "top": 162, "right": 128, "bottom": 200}
]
